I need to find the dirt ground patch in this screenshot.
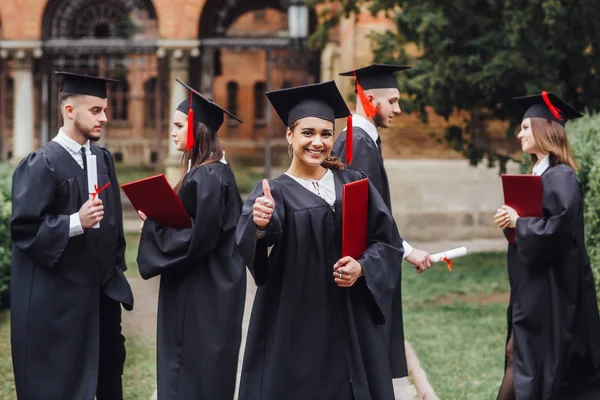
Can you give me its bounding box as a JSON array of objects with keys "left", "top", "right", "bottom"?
[{"left": 433, "top": 292, "right": 510, "bottom": 305}]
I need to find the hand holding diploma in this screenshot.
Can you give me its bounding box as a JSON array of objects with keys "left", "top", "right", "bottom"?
[
  {"left": 79, "top": 198, "right": 104, "bottom": 229},
  {"left": 430, "top": 246, "right": 468, "bottom": 271}
]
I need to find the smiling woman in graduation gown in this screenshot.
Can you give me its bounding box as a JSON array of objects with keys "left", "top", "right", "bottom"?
[
  {"left": 137, "top": 80, "right": 246, "bottom": 400},
  {"left": 494, "top": 92, "right": 600, "bottom": 399},
  {"left": 236, "top": 81, "right": 404, "bottom": 400}
]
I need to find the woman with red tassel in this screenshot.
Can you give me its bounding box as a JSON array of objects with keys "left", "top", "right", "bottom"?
[
  {"left": 235, "top": 81, "right": 404, "bottom": 399},
  {"left": 494, "top": 92, "right": 600, "bottom": 399},
  {"left": 136, "top": 79, "right": 247, "bottom": 400}
]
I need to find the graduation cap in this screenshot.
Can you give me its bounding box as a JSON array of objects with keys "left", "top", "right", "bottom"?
[
  {"left": 513, "top": 91, "right": 583, "bottom": 127},
  {"left": 265, "top": 81, "right": 357, "bottom": 164},
  {"left": 175, "top": 79, "right": 243, "bottom": 151},
  {"left": 339, "top": 64, "right": 411, "bottom": 118},
  {"left": 55, "top": 71, "right": 119, "bottom": 99}
]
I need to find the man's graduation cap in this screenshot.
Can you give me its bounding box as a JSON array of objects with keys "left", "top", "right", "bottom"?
[
  {"left": 175, "top": 79, "right": 243, "bottom": 151},
  {"left": 339, "top": 64, "right": 410, "bottom": 118},
  {"left": 265, "top": 81, "right": 357, "bottom": 164},
  {"left": 55, "top": 71, "right": 119, "bottom": 99},
  {"left": 513, "top": 91, "right": 583, "bottom": 127}
]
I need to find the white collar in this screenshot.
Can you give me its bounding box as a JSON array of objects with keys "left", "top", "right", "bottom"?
[
  {"left": 285, "top": 168, "right": 334, "bottom": 184},
  {"left": 54, "top": 128, "right": 91, "bottom": 155},
  {"left": 348, "top": 114, "right": 379, "bottom": 146},
  {"left": 532, "top": 155, "right": 550, "bottom": 176}
]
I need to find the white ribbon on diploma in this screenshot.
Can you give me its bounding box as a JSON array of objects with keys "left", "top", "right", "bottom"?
[
  {"left": 86, "top": 154, "right": 100, "bottom": 229},
  {"left": 431, "top": 246, "right": 468, "bottom": 263}
]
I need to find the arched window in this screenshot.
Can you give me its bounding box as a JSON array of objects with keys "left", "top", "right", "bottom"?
[
  {"left": 227, "top": 81, "right": 239, "bottom": 128},
  {"left": 254, "top": 81, "right": 266, "bottom": 127}
]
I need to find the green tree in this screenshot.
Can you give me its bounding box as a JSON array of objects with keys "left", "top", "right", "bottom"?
[{"left": 309, "top": 0, "right": 600, "bottom": 170}]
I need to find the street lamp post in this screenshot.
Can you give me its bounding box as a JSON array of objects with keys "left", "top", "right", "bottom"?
[
  {"left": 288, "top": 0, "right": 309, "bottom": 84},
  {"left": 264, "top": 0, "right": 310, "bottom": 179}
]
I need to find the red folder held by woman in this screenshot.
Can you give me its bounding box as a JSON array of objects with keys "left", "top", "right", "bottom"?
[
  {"left": 501, "top": 174, "right": 543, "bottom": 244},
  {"left": 121, "top": 174, "right": 192, "bottom": 229},
  {"left": 342, "top": 178, "right": 369, "bottom": 258}
]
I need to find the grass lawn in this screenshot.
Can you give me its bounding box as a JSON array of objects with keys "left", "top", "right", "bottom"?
[
  {"left": 115, "top": 165, "right": 158, "bottom": 185},
  {"left": 124, "top": 232, "right": 142, "bottom": 279},
  {"left": 402, "top": 251, "right": 510, "bottom": 399}
]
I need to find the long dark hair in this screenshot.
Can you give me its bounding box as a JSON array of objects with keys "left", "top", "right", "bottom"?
[
  {"left": 174, "top": 120, "right": 224, "bottom": 193},
  {"left": 287, "top": 121, "right": 346, "bottom": 171},
  {"left": 528, "top": 117, "right": 577, "bottom": 173}
]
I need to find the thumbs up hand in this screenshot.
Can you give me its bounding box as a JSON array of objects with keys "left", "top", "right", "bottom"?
[{"left": 253, "top": 179, "right": 275, "bottom": 230}]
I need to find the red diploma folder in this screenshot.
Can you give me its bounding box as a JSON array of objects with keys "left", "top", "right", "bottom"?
[
  {"left": 342, "top": 178, "right": 369, "bottom": 259},
  {"left": 501, "top": 174, "right": 543, "bottom": 244},
  {"left": 121, "top": 174, "right": 192, "bottom": 229}
]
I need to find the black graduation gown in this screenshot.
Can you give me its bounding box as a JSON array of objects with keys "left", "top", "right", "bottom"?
[
  {"left": 503, "top": 164, "right": 600, "bottom": 399},
  {"left": 333, "top": 127, "right": 407, "bottom": 378},
  {"left": 333, "top": 127, "right": 391, "bottom": 209},
  {"left": 236, "top": 168, "right": 404, "bottom": 400},
  {"left": 137, "top": 162, "right": 247, "bottom": 400},
  {"left": 10, "top": 141, "right": 134, "bottom": 400}
]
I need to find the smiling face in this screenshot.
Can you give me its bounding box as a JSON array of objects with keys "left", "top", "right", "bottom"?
[
  {"left": 286, "top": 117, "right": 334, "bottom": 168},
  {"left": 171, "top": 110, "right": 189, "bottom": 152},
  {"left": 517, "top": 117, "right": 540, "bottom": 154}
]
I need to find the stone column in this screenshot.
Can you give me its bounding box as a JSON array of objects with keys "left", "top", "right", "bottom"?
[
  {"left": 12, "top": 52, "right": 35, "bottom": 163},
  {"left": 164, "top": 51, "right": 189, "bottom": 185}
]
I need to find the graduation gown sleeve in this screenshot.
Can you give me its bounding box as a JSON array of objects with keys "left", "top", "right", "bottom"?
[
  {"left": 137, "top": 167, "right": 225, "bottom": 279},
  {"left": 102, "top": 148, "right": 127, "bottom": 273},
  {"left": 10, "top": 152, "right": 70, "bottom": 269},
  {"left": 235, "top": 179, "right": 284, "bottom": 286},
  {"left": 515, "top": 166, "right": 581, "bottom": 269},
  {"left": 356, "top": 180, "right": 404, "bottom": 324}
]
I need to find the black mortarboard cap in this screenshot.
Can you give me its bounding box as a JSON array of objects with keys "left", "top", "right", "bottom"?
[
  {"left": 55, "top": 71, "right": 119, "bottom": 99},
  {"left": 339, "top": 63, "right": 411, "bottom": 90},
  {"left": 175, "top": 79, "right": 243, "bottom": 133},
  {"left": 513, "top": 91, "right": 583, "bottom": 127},
  {"left": 266, "top": 81, "right": 357, "bottom": 164},
  {"left": 265, "top": 81, "right": 350, "bottom": 126}
]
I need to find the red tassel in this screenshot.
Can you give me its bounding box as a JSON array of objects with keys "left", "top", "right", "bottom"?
[
  {"left": 186, "top": 92, "right": 195, "bottom": 151},
  {"left": 354, "top": 72, "right": 378, "bottom": 118},
  {"left": 346, "top": 114, "right": 353, "bottom": 166},
  {"left": 542, "top": 91, "right": 563, "bottom": 121}
]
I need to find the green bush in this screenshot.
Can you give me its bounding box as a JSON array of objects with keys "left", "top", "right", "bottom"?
[
  {"left": 568, "top": 114, "right": 600, "bottom": 296},
  {"left": 0, "top": 164, "right": 13, "bottom": 308}
]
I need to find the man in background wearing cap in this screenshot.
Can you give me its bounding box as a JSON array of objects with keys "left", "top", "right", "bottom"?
[
  {"left": 10, "top": 72, "right": 133, "bottom": 399},
  {"left": 332, "top": 64, "right": 434, "bottom": 381}
]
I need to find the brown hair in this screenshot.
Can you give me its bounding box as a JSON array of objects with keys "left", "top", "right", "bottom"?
[
  {"left": 287, "top": 121, "right": 346, "bottom": 171},
  {"left": 174, "top": 121, "right": 224, "bottom": 193},
  {"left": 528, "top": 117, "right": 578, "bottom": 172}
]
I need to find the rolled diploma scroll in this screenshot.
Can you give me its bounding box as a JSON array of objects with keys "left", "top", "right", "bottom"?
[
  {"left": 431, "top": 246, "right": 468, "bottom": 263},
  {"left": 86, "top": 154, "right": 100, "bottom": 229}
]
